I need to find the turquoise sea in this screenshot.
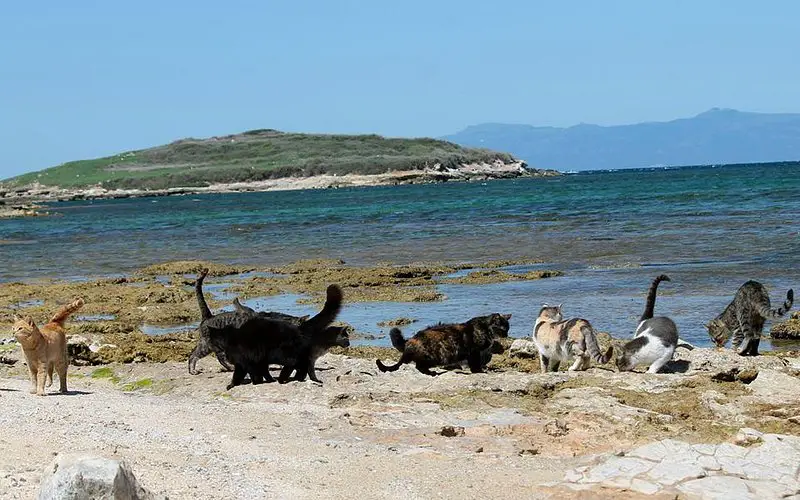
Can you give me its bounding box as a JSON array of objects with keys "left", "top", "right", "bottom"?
[{"left": 1, "top": 162, "right": 799, "bottom": 349}]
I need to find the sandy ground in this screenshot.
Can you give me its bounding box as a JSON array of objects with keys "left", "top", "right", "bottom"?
[{"left": 0, "top": 355, "right": 577, "bottom": 500}]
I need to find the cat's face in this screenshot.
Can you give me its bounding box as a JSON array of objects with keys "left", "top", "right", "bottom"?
[
  {"left": 487, "top": 313, "right": 512, "bottom": 338},
  {"left": 11, "top": 315, "right": 37, "bottom": 344},
  {"left": 538, "top": 305, "right": 563, "bottom": 322},
  {"left": 705, "top": 319, "right": 730, "bottom": 347},
  {"left": 318, "top": 326, "right": 350, "bottom": 348},
  {"left": 615, "top": 351, "right": 633, "bottom": 371}
]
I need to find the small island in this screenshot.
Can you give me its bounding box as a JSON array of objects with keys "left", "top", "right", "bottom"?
[{"left": 0, "top": 130, "right": 558, "bottom": 206}]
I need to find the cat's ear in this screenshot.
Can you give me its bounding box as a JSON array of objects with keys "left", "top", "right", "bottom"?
[
  {"left": 541, "top": 303, "right": 549, "bottom": 308},
  {"left": 502, "top": 313, "right": 512, "bottom": 320},
  {"left": 557, "top": 303, "right": 563, "bottom": 310},
  {"left": 12, "top": 313, "right": 21, "bottom": 321}
]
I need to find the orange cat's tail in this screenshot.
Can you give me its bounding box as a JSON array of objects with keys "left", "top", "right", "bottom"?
[{"left": 49, "top": 297, "right": 85, "bottom": 326}]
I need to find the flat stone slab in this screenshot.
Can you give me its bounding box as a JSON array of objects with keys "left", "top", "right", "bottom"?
[{"left": 546, "top": 429, "right": 800, "bottom": 499}]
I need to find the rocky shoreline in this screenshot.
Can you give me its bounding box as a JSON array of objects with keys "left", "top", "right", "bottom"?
[
  {"left": 1, "top": 346, "right": 799, "bottom": 498},
  {"left": 0, "top": 161, "right": 559, "bottom": 209}
]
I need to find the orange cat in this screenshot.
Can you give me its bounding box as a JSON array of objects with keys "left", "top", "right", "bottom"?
[{"left": 12, "top": 298, "right": 84, "bottom": 395}]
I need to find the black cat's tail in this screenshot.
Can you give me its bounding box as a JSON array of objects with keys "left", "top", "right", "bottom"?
[
  {"left": 195, "top": 268, "right": 213, "bottom": 321},
  {"left": 761, "top": 289, "right": 794, "bottom": 318},
  {"left": 388, "top": 327, "right": 406, "bottom": 352},
  {"left": 301, "top": 285, "right": 344, "bottom": 335},
  {"left": 640, "top": 274, "right": 671, "bottom": 322},
  {"left": 376, "top": 352, "right": 410, "bottom": 372}
]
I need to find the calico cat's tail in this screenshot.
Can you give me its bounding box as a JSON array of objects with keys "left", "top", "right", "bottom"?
[
  {"left": 388, "top": 327, "right": 407, "bottom": 352},
  {"left": 49, "top": 298, "right": 85, "bottom": 326},
  {"left": 301, "top": 285, "right": 344, "bottom": 335},
  {"left": 195, "top": 268, "right": 213, "bottom": 321},
  {"left": 640, "top": 274, "right": 671, "bottom": 322},
  {"left": 582, "top": 325, "right": 613, "bottom": 364},
  {"left": 760, "top": 289, "right": 794, "bottom": 319}
]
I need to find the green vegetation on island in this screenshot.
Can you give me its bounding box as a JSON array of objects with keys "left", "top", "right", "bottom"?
[{"left": 3, "top": 129, "right": 523, "bottom": 190}]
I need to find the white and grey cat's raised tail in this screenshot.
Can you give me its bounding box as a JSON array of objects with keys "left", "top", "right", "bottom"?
[
  {"left": 761, "top": 289, "right": 794, "bottom": 318},
  {"left": 641, "top": 274, "right": 671, "bottom": 322}
]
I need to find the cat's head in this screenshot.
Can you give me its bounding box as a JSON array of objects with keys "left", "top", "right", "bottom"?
[
  {"left": 316, "top": 325, "right": 350, "bottom": 349},
  {"left": 538, "top": 304, "right": 563, "bottom": 322},
  {"left": 615, "top": 348, "right": 634, "bottom": 372},
  {"left": 486, "top": 313, "right": 512, "bottom": 338},
  {"left": 704, "top": 319, "right": 730, "bottom": 347},
  {"left": 11, "top": 315, "right": 39, "bottom": 344}
]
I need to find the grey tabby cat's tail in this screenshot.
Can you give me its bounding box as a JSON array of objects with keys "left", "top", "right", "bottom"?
[
  {"left": 195, "top": 268, "right": 213, "bottom": 321},
  {"left": 300, "top": 284, "right": 344, "bottom": 335},
  {"left": 583, "top": 325, "right": 613, "bottom": 364},
  {"left": 640, "top": 274, "right": 671, "bottom": 322},
  {"left": 388, "top": 328, "right": 407, "bottom": 352},
  {"left": 232, "top": 297, "right": 257, "bottom": 315},
  {"left": 760, "top": 289, "right": 793, "bottom": 318}
]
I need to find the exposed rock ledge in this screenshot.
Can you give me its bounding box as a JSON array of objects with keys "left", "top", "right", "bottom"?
[{"left": 1, "top": 161, "right": 559, "bottom": 207}]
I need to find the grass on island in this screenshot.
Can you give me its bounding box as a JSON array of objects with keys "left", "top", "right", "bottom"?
[{"left": 3, "top": 130, "right": 519, "bottom": 190}]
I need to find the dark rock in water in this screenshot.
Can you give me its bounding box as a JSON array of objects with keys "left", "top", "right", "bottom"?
[
  {"left": 38, "top": 454, "right": 157, "bottom": 500},
  {"left": 771, "top": 312, "right": 800, "bottom": 340}
]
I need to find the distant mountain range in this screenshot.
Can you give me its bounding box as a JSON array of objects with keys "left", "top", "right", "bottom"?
[{"left": 442, "top": 108, "right": 800, "bottom": 171}]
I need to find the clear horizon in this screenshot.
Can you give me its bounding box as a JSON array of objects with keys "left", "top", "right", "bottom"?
[{"left": 3, "top": 1, "right": 800, "bottom": 177}]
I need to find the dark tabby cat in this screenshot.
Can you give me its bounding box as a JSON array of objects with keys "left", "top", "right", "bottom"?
[
  {"left": 207, "top": 284, "right": 344, "bottom": 389},
  {"left": 706, "top": 280, "right": 793, "bottom": 356},
  {"left": 375, "top": 313, "right": 512, "bottom": 376},
  {"left": 187, "top": 268, "right": 238, "bottom": 375},
  {"left": 616, "top": 275, "right": 681, "bottom": 373},
  {"left": 232, "top": 297, "right": 309, "bottom": 324}
]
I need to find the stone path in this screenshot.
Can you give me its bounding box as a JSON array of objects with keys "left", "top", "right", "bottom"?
[{"left": 543, "top": 428, "right": 800, "bottom": 499}]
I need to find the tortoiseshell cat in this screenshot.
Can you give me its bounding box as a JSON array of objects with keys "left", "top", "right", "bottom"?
[
  {"left": 375, "top": 313, "right": 511, "bottom": 376},
  {"left": 706, "top": 280, "right": 793, "bottom": 356},
  {"left": 12, "top": 298, "right": 84, "bottom": 395},
  {"left": 533, "top": 305, "right": 612, "bottom": 372}
]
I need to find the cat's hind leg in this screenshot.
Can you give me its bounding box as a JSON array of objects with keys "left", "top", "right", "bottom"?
[
  {"left": 539, "top": 354, "right": 550, "bottom": 374},
  {"left": 46, "top": 362, "right": 54, "bottom": 387},
  {"left": 56, "top": 359, "right": 68, "bottom": 393},
  {"left": 646, "top": 347, "right": 675, "bottom": 374}
]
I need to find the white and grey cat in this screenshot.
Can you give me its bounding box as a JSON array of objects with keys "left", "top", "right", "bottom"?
[
  {"left": 706, "top": 280, "right": 793, "bottom": 356},
  {"left": 616, "top": 275, "right": 692, "bottom": 373}
]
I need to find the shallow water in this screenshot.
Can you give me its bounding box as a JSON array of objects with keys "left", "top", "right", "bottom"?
[{"left": 1, "top": 163, "right": 798, "bottom": 348}]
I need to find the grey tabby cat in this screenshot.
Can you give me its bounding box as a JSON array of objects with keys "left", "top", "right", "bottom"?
[
  {"left": 617, "top": 275, "right": 688, "bottom": 373},
  {"left": 706, "top": 280, "right": 793, "bottom": 356}
]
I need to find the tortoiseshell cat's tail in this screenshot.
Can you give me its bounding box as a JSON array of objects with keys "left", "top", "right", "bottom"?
[
  {"left": 376, "top": 352, "right": 411, "bottom": 372},
  {"left": 49, "top": 298, "right": 85, "bottom": 326},
  {"left": 640, "top": 274, "right": 670, "bottom": 322},
  {"left": 195, "top": 268, "right": 213, "bottom": 321},
  {"left": 761, "top": 289, "right": 793, "bottom": 318}
]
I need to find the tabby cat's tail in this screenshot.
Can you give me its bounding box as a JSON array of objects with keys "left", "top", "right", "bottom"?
[
  {"left": 232, "top": 297, "right": 257, "bottom": 315},
  {"left": 301, "top": 285, "right": 344, "bottom": 335},
  {"left": 388, "top": 328, "right": 407, "bottom": 352},
  {"left": 49, "top": 298, "right": 85, "bottom": 326},
  {"left": 582, "top": 325, "right": 613, "bottom": 364},
  {"left": 640, "top": 274, "right": 671, "bottom": 322},
  {"left": 195, "top": 268, "right": 213, "bottom": 321},
  {"left": 760, "top": 289, "right": 794, "bottom": 319}
]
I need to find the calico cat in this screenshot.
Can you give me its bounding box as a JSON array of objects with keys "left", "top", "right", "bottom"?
[
  {"left": 375, "top": 313, "right": 512, "bottom": 376},
  {"left": 706, "top": 280, "right": 793, "bottom": 356},
  {"left": 616, "top": 275, "right": 682, "bottom": 373},
  {"left": 533, "top": 305, "right": 612, "bottom": 372},
  {"left": 12, "top": 298, "right": 84, "bottom": 395},
  {"left": 207, "top": 284, "right": 344, "bottom": 389}
]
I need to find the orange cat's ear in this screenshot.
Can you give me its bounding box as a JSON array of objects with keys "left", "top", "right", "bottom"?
[{"left": 12, "top": 313, "right": 21, "bottom": 321}]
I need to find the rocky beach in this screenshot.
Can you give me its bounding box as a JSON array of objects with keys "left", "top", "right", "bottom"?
[{"left": 1, "top": 260, "right": 799, "bottom": 499}]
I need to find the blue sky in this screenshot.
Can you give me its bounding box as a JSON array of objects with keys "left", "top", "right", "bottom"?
[{"left": 2, "top": 1, "right": 799, "bottom": 177}]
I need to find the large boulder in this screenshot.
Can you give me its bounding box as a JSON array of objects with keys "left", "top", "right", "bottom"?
[{"left": 38, "top": 454, "right": 155, "bottom": 500}]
